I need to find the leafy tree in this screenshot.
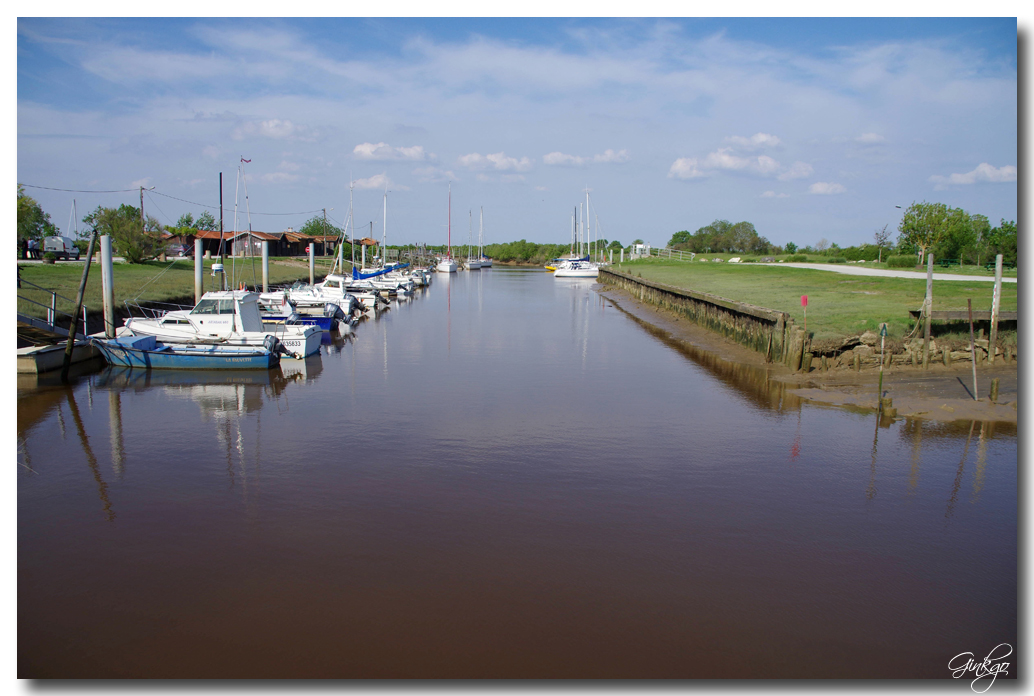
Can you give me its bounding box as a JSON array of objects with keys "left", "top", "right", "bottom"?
[
  {"left": 814, "top": 238, "right": 829, "bottom": 252},
  {"left": 784, "top": 241, "right": 797, "bottom": 255},
  {"left": 897, "top": 201, "right": 948, "bottom": 262},
  {"left": 299, "top": 215, "right": 342, "bottom": 238},
  {"left": 668, "top": 230, "right": 692, "bottom": 247},
  {"left": 83, "top": 204, "right": 166, "bottom": 263},
  {"left": 607, "top": 240, "right": 623, "bottom": 251},
  {"left": 176, "top": 213, "right": 196, "bottom": 229},
  {"left": 196, "top": 211, "right": 217, "bottom": 230},
  {"left": 985, "top": 219, "right": 1017, "bottom": 266},
  {"left": 17, "top": 185, "right": 58, "bottom": 246}
]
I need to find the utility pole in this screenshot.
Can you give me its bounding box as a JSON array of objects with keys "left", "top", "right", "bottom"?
[{"left": 322, "top": 208, "right": 328, "bottom": 257}]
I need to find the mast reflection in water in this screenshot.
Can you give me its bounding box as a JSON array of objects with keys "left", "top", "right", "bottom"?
[{"left": 17, "top": 268, "right": 1016, "bottom": 678}]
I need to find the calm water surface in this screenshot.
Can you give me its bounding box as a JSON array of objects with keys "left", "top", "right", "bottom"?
[{"left": 17, "top": 268, "right": 1017, "bottom": 678}]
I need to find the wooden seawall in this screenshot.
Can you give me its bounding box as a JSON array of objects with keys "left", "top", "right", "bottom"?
[{"left": 599, "top": 267, "right": 810, "bottom": 367}]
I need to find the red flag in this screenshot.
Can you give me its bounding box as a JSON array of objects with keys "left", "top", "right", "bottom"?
[
  {"left": 801, "top": 295, "right": 808, "bottom": 307},
  {"left": 241, "top": 157, "right": 251, "bottom": 163}
]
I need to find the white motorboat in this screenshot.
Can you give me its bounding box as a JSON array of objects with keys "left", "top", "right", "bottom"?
[{"left": 123, "top": 290, "right": 322, "bottom": 357}]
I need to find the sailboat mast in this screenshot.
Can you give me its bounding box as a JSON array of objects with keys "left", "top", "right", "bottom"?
[
  {"left": 382, "top": 186, "right": 387, "bottom": 268},
  {"left": 585, "top": 187, "right": 590, "bottom": 261},
  {"left": 479, "top": 207, "right": 483, "bottom": 258},
  {"left": 448, "top": 183, "right": 452, "bottom": 259},
  {"left": 349, "top": 180, "right": 355, "bottom": 268}
]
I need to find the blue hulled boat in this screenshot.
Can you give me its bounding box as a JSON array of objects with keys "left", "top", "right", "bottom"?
[{"left": 92, "top": 335, "right": 284, "bottom": 370}]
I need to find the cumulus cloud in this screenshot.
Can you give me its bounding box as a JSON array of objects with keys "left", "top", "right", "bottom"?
[
  {"left": 353, "top": 142, "right": 429, "bottom": 161},
  {"left": 725, "top": 133, "right": 781, "bottom": 149},
  {"left": 232, "top": 118, "right": 300, "bottom": 141},
  {"left": 761, "top": 191, "right": 790, "bottom": 198},
  {"left": 546, "top": 148, "right": 630, "bottom": 166},
  {"left": 777, "top": 161, "right": 814, "bottom": 180},
  {"left": 929, "top": 162, "right": 1017, "bottom": 189},
  {"left": 668, "top": 157, "right": 707, "bottom": 179},
  {"left": 412, "top": 165, "right": 455, "bottom": 183},
  {"left": 458, "top": 151, "right": 532, "bottom": 172},
  {"left": 809, "top": 182, "right": 846, "bottom": 194},
  {"left": 855, "top": 132, "right": 886, "bottom": 144},
  {"left": 353, "top": 173, "right": 392, "bottom": 190}
]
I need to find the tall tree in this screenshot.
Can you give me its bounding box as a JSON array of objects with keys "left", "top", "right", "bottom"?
[
  {"left": 196, "top": 211, "right": 217, "bottom": 230},
  {"left": 176, "top": 213, "right": 196, "bottom": 229},
  {"left": 897, "top": 201, "right": 948, "bottom": 262},
  {"left": 17, "top": 185, "right": 57, "bottom": 245},
  {"left": 873, "top": 224, "right": 890, "bottom": 263}
]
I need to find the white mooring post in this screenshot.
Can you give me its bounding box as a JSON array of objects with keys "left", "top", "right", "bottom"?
[
  {"left": 101, "top": 235, "right": 115, "bottom": 338},
  {"left": 309, "top": 243, "right": 315, "bottom": 286},
  {"left": 194, "top": 239, "right": 203, "bottom": 304},
  {"left": 262, "top": 241, "right": 269, "bottom": 293}
]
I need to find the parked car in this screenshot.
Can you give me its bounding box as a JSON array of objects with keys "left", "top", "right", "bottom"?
[
  {"left": 42, "top": 236, "right": 80, "bottom": 260},
  {"left": 167, "top": 244, "right": 194, "bottom": 257}
]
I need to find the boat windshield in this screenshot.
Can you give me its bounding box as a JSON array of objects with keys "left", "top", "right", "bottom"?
[{"left": 191, "top": 299, "right": 236, "bottom": 315}]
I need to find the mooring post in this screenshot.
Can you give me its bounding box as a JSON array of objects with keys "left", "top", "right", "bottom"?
[
  {"left": 988, "top": 254, "right": 1002, "bottom": 364},
  {"left": 968, "top": 298, "right": 978, "bottom": 400},
  {"left": 194, "top": 238, "right": 203, "bottom": 304},
  {"left": 101, "top": 235, "right": 115, "bottom": 338},
  {"left": 262, "top": 241, "right": 269, "bottom": 293},
  {"left": 922, "top": 252, "right": 933, "bottom": 368},
  {"left": 61, "top": 229, "right": 99, "bottom": 381},
  {"left": 989, "top": 378, "right": 1000, "bottom": 402},
  {"left": 309, "top": 243, "right": 315, "bottom": 286}
]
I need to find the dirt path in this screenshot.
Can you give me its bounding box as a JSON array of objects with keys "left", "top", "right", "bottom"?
[
  {"left": 760, "top": 262, "right": 1016, "bottom": 283},
  {"left": 598, "top": 284, "right": 1017, "bottom": 424}
]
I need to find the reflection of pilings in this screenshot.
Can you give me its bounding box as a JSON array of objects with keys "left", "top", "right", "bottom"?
[
  {"left": 905, "top": 418, "right": 922, "bottom": 496},
  {"left": 605, "top": 292, "right": 802, "bottom": 414},
  {"left": 66, "top": 389, "right": 115, "bottom": 522},
  {"left": 972, "top": 421, "right": 989, "bottom": 502},
  {"left": 867, "top": 417, "right": 879, "bottom": 500},
  {"left": 946, "top": 421, "right": 976, "bottom": 518},
  {"left": 108, "top": 390, "right": 126, "bottom": 478}
]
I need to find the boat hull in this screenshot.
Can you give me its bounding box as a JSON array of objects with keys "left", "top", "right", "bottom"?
[{"left": 93, "top": 337, "right": 279, "bottom": 370}]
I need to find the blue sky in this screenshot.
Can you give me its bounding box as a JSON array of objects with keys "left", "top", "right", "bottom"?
[{"left": 16, "top": 17, "right": 1019, "bottom": 250}]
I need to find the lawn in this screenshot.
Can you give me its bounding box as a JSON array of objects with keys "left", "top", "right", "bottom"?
[
  {"left": 17, "top": 256, "right": 343, "bottom": 321},
  {"left": 614, "top": 258, "right": 1017, "bottom": 345}
]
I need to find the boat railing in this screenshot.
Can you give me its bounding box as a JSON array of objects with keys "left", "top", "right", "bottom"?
[{"left": 123, "top": 299, "right": 192, "bottom": 320}]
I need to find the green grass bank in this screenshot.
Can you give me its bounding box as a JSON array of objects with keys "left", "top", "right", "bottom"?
[{"left": 613, "top": 258, "right": 1017, "bottom": 348}]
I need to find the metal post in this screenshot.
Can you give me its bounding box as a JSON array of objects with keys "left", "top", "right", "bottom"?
[
  {"left": 262, "top": 241, "right": 269, "bottom": 293},
  {"left": 988, "top": 254, "right": 1003, "bottom": 364},
  {"left": 309, "top": 242, "right": 315, "bottom": 286},
  {"left": 83, "top": 304, "right": 88, "bottom": 336},
  {"left": 922, "top": 252, "right": 933, "bottom": 368},
  {"left": 49, "top": 293, "right": 56, "bottom": 326},
  {"left": 101, "top": 235, "right": 115, "bottom": 337},
  {"left": 194, "top": 239, "right": 203, "bottom": 304}
]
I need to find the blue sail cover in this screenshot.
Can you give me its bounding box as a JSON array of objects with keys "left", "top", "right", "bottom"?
[{"left": 351, "top": 263, "right": 411, "bottom": 279}]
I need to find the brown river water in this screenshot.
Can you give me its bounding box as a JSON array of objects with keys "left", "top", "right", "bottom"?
[{"left": 17, "top": 267, "right": 1017, "bottom": 678}]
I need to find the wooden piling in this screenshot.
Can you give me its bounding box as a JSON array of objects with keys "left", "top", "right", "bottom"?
[
  {"left": 989, "top": 378, "right": 1000, "bottom": 403},
  {"left": 922, "top": 252, "right": 933, "bottom": 369}
]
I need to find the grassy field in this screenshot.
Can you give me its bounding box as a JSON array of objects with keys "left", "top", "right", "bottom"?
[
  {"left": 17, "top": 256, "right": 343, "bottom": 321},
  {"left": 614, "top": 258, "right": 1018, "bottom": 346}
]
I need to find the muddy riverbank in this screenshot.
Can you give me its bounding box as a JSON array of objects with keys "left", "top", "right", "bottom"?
[{"left": 598, "top": 285, "right": 1017, "bottom": 425}]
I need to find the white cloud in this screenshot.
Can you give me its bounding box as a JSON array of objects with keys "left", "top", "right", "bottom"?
[
  {"left": 232, "top": 118, "right": 299, "bottom": 141},
  {"left": 261, "top": 171, "right": 300, "bottom": 184},
  {"left": 777, "top": 161, "right": 814, "bottom": 180},
  {"left": 353, "top": 142, "right": 428, "bottom": 161},
  {"left": 130, "top": 177, "right": 152, "bottom": 188},
  {"left": 459, "top": 151, "right": 532, "bottom": 172},
  {"left": 544, "top": 151, "right": 585, "bottom": 166},
  {"left": 353, "top": 173, "right": 392, "bottom": 190},
  {"left": 534, "top": 186, "right": 547, "bottom": 191},
  {"left": 929, "top": 162, "right": 1017, "bottom": 188},
  {"left": 809, "top": 182, "right": 847, "bottom": 194},
  {"left": 725, "top": 133, "right": 781, "bottom": 149},
  {"left": 855, "top": 132, "right": 886, "bottom": 144},
  {"left": 543, "top": 149, "right": 628, "bottom": 166},
  {"left": 412, "top": 166, "right": 455, "bottom": 183},
  {"left": 594, "top": 149, "right": 629, "bottom": 163},
  {"left": 668, "top": 157, "right": 707, "bottom": 179},
  {"left": 761, "top": 191, "right": 790, "bottom": 198}
]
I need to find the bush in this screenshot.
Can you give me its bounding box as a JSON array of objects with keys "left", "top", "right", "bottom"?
[
  {"left": 43, "top": 251, "right": 57, "bottom": 261},
  {"left": 828, "top": 256, "right": 847, "bottom": 263},
  {"left": 887, "top": 255, "right": 918, "bottom": 268},
  {"left": 787, "top": 254, "right": 810, "bottom": 262}
]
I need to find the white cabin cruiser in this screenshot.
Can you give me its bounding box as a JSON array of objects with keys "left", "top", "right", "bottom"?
[{"left": 123, "top": 290, "right": 322, "bottom": 357}]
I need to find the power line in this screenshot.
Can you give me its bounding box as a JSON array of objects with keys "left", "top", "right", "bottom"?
[{"left": 19, "top": 182, "right": 325, "bottom": 218}]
